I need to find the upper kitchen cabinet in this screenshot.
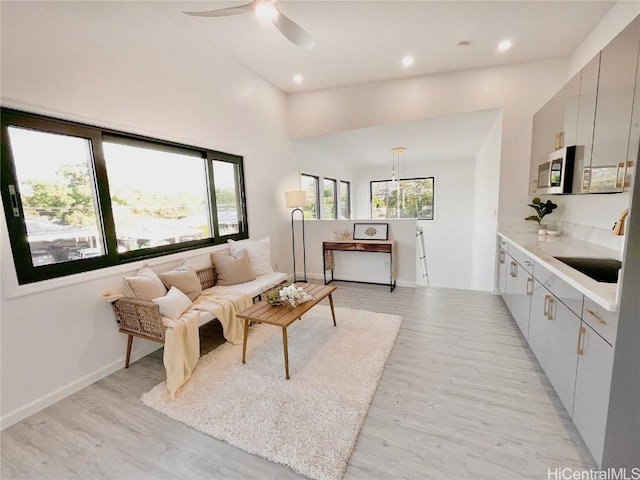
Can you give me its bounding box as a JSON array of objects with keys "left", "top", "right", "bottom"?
[
  {"left": 530, "top": 16, "right": 640, "bottom": 195},
  {"left": 530, "top": 102, "right": 550, "bottom": 193},
  {"left": 553, "top": 73, "right": 581, "bottom": 149},
  {"left": 625, "top": 30, "right": 640, "bottom": 194},
  {"left": 573, "top": 55, "right": 600, "bottom": 194},
  {"left": 588, "top": 17, "right": 640, "bottom": 193},
  {"left": 530, "top": 75, "right": 580, "bottom": 194}
]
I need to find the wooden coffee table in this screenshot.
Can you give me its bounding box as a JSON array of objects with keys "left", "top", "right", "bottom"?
[{"left": 237, "top": 283, "right": 337, "bottom": 379}]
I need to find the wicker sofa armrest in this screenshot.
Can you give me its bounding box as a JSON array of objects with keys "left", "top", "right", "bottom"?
[{"left": 112, "top": 297, "right": 165, "bottom": 342}]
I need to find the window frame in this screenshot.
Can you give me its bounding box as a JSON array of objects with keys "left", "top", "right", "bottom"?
[
  {"left": 300, "top": 173, "right": 320, "bottom": 220},
  {"left": 369, "top": 176, "right": 435, "bottom": 220},
  {"left": 339, "top": 180, "right": 351, "bottom": 219},
  {"left": 1, "top": 108, "right": 249, "bottom": 284},
  {"left": 323, "top": 177, "right": 337, "bottom": 219}
]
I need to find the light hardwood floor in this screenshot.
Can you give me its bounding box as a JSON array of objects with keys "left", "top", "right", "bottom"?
[{"left": 1, "top": 283, "right": 596, "bottom": 479}]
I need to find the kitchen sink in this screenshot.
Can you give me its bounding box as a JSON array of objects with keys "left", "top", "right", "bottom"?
[{"left": 553, "top": 256, "right": 622, "bottom": 283}]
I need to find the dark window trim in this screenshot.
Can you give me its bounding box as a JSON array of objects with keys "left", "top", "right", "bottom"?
[
  {"left": 1, "top": 107, "right": 249, "bottom": 284},
  {"left": 323, "top": 177, "right": 337, "bottom": 219},
  {"left": 301, "top": 173, "right": 320, "bottom": 219},
  {"left": 340, "top": 180, "right": 351, "bottom": 219},
  {"left": 369, "top": 176, "right": 435, "bottom": 221}
]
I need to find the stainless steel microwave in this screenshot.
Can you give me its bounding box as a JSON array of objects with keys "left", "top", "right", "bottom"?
[{"left": 537, "top": 146, "right": 576, "bottom": 195}]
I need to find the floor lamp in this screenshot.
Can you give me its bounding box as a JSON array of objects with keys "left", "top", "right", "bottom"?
[{"left": 285, "top": 190, "right": 307, "bottom": 283}]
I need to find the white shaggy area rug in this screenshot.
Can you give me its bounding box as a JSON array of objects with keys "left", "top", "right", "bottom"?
[{"left": 142, "top": 305, "right": 402, "bottom": 480}]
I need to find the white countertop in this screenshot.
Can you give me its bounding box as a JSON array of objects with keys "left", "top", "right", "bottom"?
[{"left": 498, "top": 231, "right": 621, "bottom": 312}]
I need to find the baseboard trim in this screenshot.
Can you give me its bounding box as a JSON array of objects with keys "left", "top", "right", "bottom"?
[
  {"left": 0, "top": 348, "right": 153, "bottom": 431},
  {"left": 303, "top": 272, "right": 415, "bottom": 288}
]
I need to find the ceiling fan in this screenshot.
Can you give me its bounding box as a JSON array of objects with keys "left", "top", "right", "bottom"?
[{"left": 183, "top": 0, "right": 315, "bottom": 50}]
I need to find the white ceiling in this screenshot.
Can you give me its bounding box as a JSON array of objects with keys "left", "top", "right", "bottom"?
[
  {"left": 2, "top": 1, "right": 615, "bottom": 167},
  {"left": 293, "top": 108, "right": 500, "bottom": 167},
  {"left": 153, "top": 0, "right": 614, "bottom": 93}
]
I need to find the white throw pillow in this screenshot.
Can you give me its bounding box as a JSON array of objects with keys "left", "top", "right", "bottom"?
[
  {"left": 152, "top": 287, "right": 192, "bottom": 320},
  {"left": 228, "top": 237, "right": 273, "bottom": 276}
]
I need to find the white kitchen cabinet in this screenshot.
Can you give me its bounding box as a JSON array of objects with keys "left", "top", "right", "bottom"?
[
  {"left": 498, "top": 247, "right": 508, "bottom": 296},
  {"left": 527, "top": 278, "right": 551, "bottom": 369},
  {"left": 529, "top": 74, "right": 581, "bottom": 194},
  {"left": 530, "top": 104, "right": 549, "bottom": 193},
  {"left": 504, "top": 253, "right": 533, "bottom": 339},
  {"left": 589, "top": 17, "right": 640, "bottom": 192},
  {"left": 544, "top": 290, "right": 581, "bottom": 416},
  {"left": 582, "top": 298, "right": 618, "bottom": 346},
  {"left": 573, "top": 54, "right": 600, "bottom": 193},
  {"left": 572, "top": 322, "right": 615, "bottom": 467},
  {"left": 495, "top": 234, "right": 618, "bottom": 466}
]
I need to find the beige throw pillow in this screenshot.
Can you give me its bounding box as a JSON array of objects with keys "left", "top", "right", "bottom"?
[
  {"left": 159, "top": 264, "right": 202, "bottom": 302},
  {"left": 123, "top": 265, "right": 167, "bottom": 302},
  {"left": 211, "top": 249, "right": 256, "bottom": 286}
]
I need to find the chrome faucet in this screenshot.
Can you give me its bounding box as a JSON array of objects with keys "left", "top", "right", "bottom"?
[{"left": 612, "top": 209, "right": 629, "bottom": 235}]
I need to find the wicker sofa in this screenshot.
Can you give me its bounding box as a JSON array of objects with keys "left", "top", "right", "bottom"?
[{"left": 111, "top": 264, "right": 287, "bottom": 368}]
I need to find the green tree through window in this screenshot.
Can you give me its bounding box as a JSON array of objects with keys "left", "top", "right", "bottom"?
[{"left": 371, "top": 177, "right": 434, "bottom": 220}]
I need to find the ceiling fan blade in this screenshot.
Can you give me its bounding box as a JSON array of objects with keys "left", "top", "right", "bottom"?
[
  {"left": 183, "top": 2, "right": 254, "bottom": 17},
  {"left": 273, "top": 7, "right": 315, "bottom": 49}
]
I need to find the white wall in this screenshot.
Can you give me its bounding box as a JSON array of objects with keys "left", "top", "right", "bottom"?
[
  {"left": 351, "top": 158, "right": 475, "bottom": 289},
  {"left": 569, "top": 1, "right": 640, "bottom": 77},
  {"left": 288, "top": 60, "right": 569, "bottom": 290},
  {"left": 0, "top": 2, "right": 297, "bottom": 428},
  {"left": 298, "top": 219, "right": 416, "bottom": 288},
  {"left": 288, "top": 57, "right": 570, "bottom": 227},
  {"left": 471, "top": 112, "right": 503, "bottom": 291}
]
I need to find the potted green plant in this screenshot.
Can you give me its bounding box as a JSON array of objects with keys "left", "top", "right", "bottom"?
[{"left": 525, "top": 197, "right": 558, "bottom": 234}]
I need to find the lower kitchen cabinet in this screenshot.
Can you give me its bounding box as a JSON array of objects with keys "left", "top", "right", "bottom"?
[
  {"left": 498, "top": 247, "right": 508, "bottom": 296},
  {"left": 572, "top": 322, "right": 614, "bottom": 466},
  {"left": 537, "top": 278, "right": 581, "bottom": 416},
  {"left": 504, "top": 254, "right": 533, "bottom": 339},
  {"left": 528, "top": 279, "right": 551, "bottom": 369},
  {"left": 497, "top": 235, "right": 618, "bottom": 467}
]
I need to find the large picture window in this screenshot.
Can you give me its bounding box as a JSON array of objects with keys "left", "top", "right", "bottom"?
[
  {"left": 103, "top": 139, "right": 210, "bottom": 254},
  {"left": 1, "top": 108, "right": 248, "bottom": 284},
  {"left": 370, "top": 177, "right": 434, "bottom": 220}
]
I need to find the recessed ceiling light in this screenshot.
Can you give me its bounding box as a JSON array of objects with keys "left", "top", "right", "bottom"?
[
  {"left": 293, "top": 74, "right": 303, "bottom": 84},
  {"left": 255, "top": 3, "right": 278, "bottom": 21},
  {"left": 498, "top": 39, "right": 513, "bottom": 52},
  {"left": 402, "top": 55, "right": 414, "bottom": 67}
]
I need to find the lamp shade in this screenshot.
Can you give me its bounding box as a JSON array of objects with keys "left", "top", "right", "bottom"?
[{"left": 285, "top": 190, "right": 306, "bottom": 208}]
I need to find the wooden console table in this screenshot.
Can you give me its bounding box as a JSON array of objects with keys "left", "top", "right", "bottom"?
[{"left": 323, "top": 240, "right": 397, "bottom": 292}]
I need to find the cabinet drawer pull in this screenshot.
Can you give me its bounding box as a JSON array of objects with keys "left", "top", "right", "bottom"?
[
  {"left": 577, "top": 326, "right": 586, "bottom": 356},
  {"left": 499, "top": 250, "right": 505, "bottom": 264},
  {"left": 543, "top": 295, "right": 550, "bottom": 316},
  {"left": 585, "top": 309, "right": 607, "bottom": 325},
  {"left": 547, "top": 297, "right": 555, "bottom": 321},
  {"left": 511, "top": 262, "right": 518, "bottom": 277},
  {"left": 525, "top": 260, "right": 533, "bottom": 267},
  {"left": 526, "top": 277, "right": 533, "bottom": 296},
  {"left": 615, "top": 162, "right": 625, "bottom": 189}
]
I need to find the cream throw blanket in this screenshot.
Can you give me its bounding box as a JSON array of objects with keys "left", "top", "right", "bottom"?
[{"left": 163, "top": 290, "right": 252, "bottom": 398}]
